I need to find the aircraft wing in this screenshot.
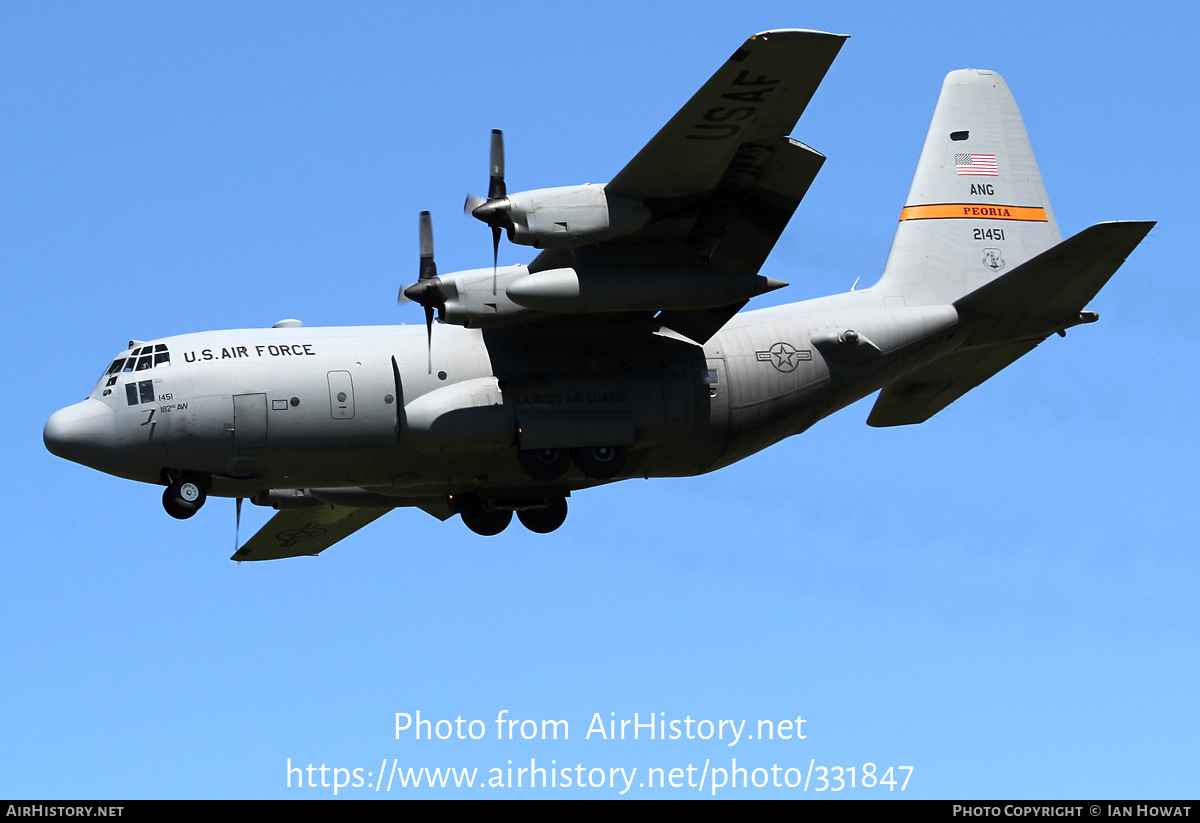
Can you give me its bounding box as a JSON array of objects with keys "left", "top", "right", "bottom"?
[
  {"left": 231, "top": 504, "right": 392, "bottom": 561},
  {"left": 531, "top": 29, "right": 845, "bottom": 280},
  {"left": 607, "top": 29, "right": 846, "bottom": 201}
]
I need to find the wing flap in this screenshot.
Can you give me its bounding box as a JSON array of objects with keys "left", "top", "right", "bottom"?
[
  {"left": 705, "top": 138, "right": 825, "bottom": 274},
  {"left": 231, "top": 504, "right": 392, "bottom": 561}
]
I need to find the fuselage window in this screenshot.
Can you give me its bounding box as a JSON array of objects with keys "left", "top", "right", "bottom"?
[
  {"left": 126, "top": 384, "right": 139, "bottom": 406},
  {"left": 138, "top": 380, "right": 155, "bottom": 404}
]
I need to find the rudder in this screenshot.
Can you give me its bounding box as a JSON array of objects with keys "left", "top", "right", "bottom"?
[{"left": 873, "top": 70, "right": 1061, "bottom": 305}]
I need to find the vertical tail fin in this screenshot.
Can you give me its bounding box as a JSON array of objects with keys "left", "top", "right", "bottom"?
[{"left": 874, "top": 70, "right": 1061, "bottom": 304}]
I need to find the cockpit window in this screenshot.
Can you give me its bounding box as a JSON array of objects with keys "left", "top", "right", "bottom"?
[{"left": 111, "top": 344, "right": 171, "bottom": 381}]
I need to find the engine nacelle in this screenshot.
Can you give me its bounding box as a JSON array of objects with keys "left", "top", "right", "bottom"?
[
  {"left": 506, "top": 266, "right": 787, "bottom": 313},
  {"left": 421, "top": 265, "right": 539, "bottom": 328},
  {"left": 481, "top": 184, "right": 650, "bottom": 249}
]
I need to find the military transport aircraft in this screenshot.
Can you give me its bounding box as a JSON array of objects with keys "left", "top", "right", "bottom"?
[{"left": 44, "top": 29, "right": 1153, "bottom": 561}]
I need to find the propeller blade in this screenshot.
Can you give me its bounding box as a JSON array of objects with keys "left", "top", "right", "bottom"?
[
  {"left": 466, "top": 129, "right": 511, "bottom": 292},
  {"left": 399, "top": 211, "right": 436, "bottom": 304},
  {"left": 424, "top": 305, "right": 434, "bottom": 375},
  {"left": 488, "top": 129, "right": 505, "bottom": 200},
  {"left": 418, "top": 210, "right": 436, "bottom": 281},
  {"left": 419, "top": 211, "right": 438, "bottom": 373},
  {"left": 492, "top": 226, "right": 501, "bottom": 294}
]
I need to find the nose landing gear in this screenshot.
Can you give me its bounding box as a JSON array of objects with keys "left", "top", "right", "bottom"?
[{"left": 163, "top": 476, "right": 207, "bottom": 520}]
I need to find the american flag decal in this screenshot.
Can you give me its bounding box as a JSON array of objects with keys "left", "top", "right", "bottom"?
[{"left": 955, "top": 153, "right": 998, "bottom": 176}]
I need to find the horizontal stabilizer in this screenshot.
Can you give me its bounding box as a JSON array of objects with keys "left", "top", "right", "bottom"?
[
  {"left": 232, "top": 504, "right": 392, "bottom": 561},
  {"left": 869, "top": 220, "right": 1154, "bottom": 427},
  {"left": 956, "top": 220, "right": 1155, "bottom": 345},
  {"left": 867, "top": 339, "right": 1039, "bottom": 426}
]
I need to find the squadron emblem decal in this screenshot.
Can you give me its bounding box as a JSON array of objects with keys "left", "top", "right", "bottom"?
[
  {"left": 756, "top": 341, "right": 811, "bottom": 373},
  {"left": 275, "top": 523, "right": 328, "bottom": 549},
  {"left": 982, "top": 247, "right": 1006, "bottom": 271}
]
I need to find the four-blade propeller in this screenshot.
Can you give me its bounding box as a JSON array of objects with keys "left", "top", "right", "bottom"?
[
  {"left": 464, "top": 129, "right": 510, "bottom": 293},
  {"left": 400, "top": 129, "right": 510, "bottom": 369},
  {"left": 400, "top": 210, "right": 439, "bottom": 374}
]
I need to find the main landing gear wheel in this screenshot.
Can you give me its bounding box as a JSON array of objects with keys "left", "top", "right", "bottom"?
[
  {"left": 573, "top": 446, "right": 626, "bottom": 479},
  {"left": 517, "top": 497, "right": 568, "bottom": 534},
  {"left": 517, "top": 447, "right": 571, "bottom": 481},
  {"left": 457, "top": 494, "right": 513, "bottom": 536},
  {"left": 163, "top": 477, "right": 206, "bottom": 520}
]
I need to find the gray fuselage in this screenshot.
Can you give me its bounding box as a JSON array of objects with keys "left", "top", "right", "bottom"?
[{"left": 52, "top": 288, "right": 959, "bottom": 505}]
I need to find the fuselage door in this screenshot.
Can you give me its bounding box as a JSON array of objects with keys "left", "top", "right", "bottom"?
[
  {"left": 701, "top": 356, "right": 729, "bottom": 433},
  {"left": 232, "top": 393, "right": 268, "bottom": 449},
  {"left": 328, "top": 371, "right": 355, "bottom": 419}
]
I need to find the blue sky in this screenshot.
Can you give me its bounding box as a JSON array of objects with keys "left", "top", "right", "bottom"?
[{"left": 3, "top": 0, "right": 1196, "bottom": 799}]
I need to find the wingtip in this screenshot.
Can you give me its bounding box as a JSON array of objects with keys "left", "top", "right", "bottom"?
[{"left": 750, "top": 28, "right": 850, "bottom": 40}]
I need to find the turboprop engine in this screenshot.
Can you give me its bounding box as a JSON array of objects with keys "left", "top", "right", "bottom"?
[
  {"left": 464, "top": 131, "right": 650, "bottom": 251},
  {"left": 471, "top": 183, "right": 651, "bottom": 249},
  {"left": 419, "top": 264, "right": 536, "bottom": 328}
]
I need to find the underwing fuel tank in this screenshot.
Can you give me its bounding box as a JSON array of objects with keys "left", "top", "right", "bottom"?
[{"left": 506, "top": 267, "right": 787, "bottom": 313}]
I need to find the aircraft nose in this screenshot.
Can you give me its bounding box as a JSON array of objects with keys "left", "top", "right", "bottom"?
[{"left": 44, "top": 399, "right": 116, "bottom": 465}]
